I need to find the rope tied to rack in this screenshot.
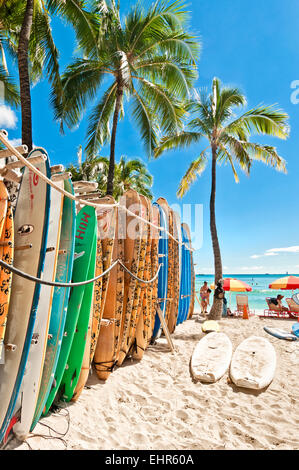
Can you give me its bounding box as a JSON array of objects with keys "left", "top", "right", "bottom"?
[{"left": 0, "top": 257, "right": 161, "bottom": 288}]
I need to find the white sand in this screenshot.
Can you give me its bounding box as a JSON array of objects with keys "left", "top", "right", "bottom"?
[{"left": 5, "top": 313, "right": 299, "bottom": 450}]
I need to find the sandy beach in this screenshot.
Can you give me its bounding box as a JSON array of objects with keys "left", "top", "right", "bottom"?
[{"left": 5, "top": 312, "right": 298, "bottom": 451}]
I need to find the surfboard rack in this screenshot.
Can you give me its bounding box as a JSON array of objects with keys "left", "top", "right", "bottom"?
[
  {"left": 156, "top": 307, "right": 175, "bottom": 353},
  {"left": 0, "top": 167, "right": 22, "bottom": 184},
  {"left": 0, "top": 145, "right": 28, "bottom": 159},
  {"left": 51, "top": 172, "right": 72, "bottom": 182},
  {"left": 51, "top": 164, "right": 65, "bottom": 175},
  {"left": 5, "top": 153, "right": 46, "bottom": 170},
  {"left": 4, "top": 343, "right": 17, "bottom": 352}
]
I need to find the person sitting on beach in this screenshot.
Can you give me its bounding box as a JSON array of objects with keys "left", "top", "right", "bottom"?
[
  {"left": 200, "top": 281, "right": 209, "bottom": 314},
  {"left": 269, "top": 294, "right": 289, "bottom": 312}
]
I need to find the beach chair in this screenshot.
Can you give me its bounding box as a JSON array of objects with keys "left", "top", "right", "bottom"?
[
  {"left": 234, "top": 294, "right": 255, "bottom": 317},
  {"left": 286, "top": 299, "right": 299, "bottom": 319},
  {"left": 260, "top": 297, "right": 294, "bottom": 319}
]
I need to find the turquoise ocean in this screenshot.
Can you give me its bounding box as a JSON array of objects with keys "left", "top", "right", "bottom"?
[{"left": 195, "top": 274, "right": 298, "bottom": 314}]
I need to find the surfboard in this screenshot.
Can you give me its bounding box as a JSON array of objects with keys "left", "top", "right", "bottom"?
[
  {"left": 230, "top": 336, "right": 277, "bottom": 390},
  {"left": 127, "top": 195, "right": 148, "bottom": 356},
  {"left": 58, "top": 207, "right": 97, "bottom": 402},
  {"left": 181, "top": 224, "right": 191, "bottom": 323},
  {"left": 191, "top": 332, "right": 233, "bottom": 383},
  {"left": 184, "top": 224, "right": 194, "bottom": 320},
  {"left": 148, "top": 203, "right": 160, "bottom": 343},
  {"left": 263, "top": 326, "right": 298, "bottom": 342},
  {"left": 89, "top": 196, "right": 116, "bottom": 365},
  {"left": 177, "top": 225, "right": 187, "bottom": 325},
  {"left": 0, "top": 183, "right": 13, "bottom": 364},
  {"left": 151, "top": 202, "right": 168, "bottom": 342},
  {"left": 116, "top": 190, "right": 141, "bottom": 366},
  {"left": 72, "top": 296, "right": 93, "bottom": 402},
  {"left": 172, "top": 210, "right": 182, "bottom": 330},
  {"left": 156, "top": 198, "right": 173, "bottom": 329},
  {"left": 43, "top": 205, "right": 96, "bottom": 414},
  {"left": 131, "top": 196, "right": 152, "bottom": 360},
  {"left": 292, "top": 323, "right": 299, "bottom": 338},
  {"left": 0, "top": 148, "right": 51, "bottom": 443},
  {"left": 189, "top": 250, "right": 195, "bottom": 320},
  {"left": 31, "top": 177, "right": 76, "bottom": 430},
  {"left": 167, "top": 209, "right": 180, "bottom": 334},
  {"left": 94, "top": 203, "right": 124, "bottom": 381},
  {"left": 202, "top": 320, "right": 220, "bottom": 333},
  {"left": 12, "top": 174, "right": 64, "bottom": 440}
]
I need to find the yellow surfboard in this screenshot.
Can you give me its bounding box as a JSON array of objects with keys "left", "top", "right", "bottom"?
[
  {"left": 0, "top": 182, "right": 13, "bottom": 362},
  {"left": 202, "top": 320, "right": 220, "bottom": 333}
]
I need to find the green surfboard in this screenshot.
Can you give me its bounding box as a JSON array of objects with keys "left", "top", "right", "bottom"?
[
  {"left": 59, "top": 230, "right": 96, "bottom": 401},
  {"left": 43, "top": 205, "right": 96, "bottom": 415}
]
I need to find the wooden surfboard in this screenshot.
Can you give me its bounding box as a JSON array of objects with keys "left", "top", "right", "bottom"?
[
  {"left": 0, "top": 183, "right": 13, "bottom": 364},
  {"left": 13, "top": 177, "right": 64, "bottom": 440},
  {"left": 173, "top": 210, "right": 182, "bottom": 328},
  {"left": 89, "top": 197, "right": 117, "bottom": 364},
  {"left": 184, "top": 224, "right": 194, "bottom": 320},
  {"left": 130, "top": 196, "right": 152, "bottom": 360},
  {"left": 116, "top": 190, "right": 141, "bottom": 366},
  {"left": 126, "top": 194, "right": 148, "bottom": 357},
  {"left": 94, "top": 203, "right": 124, "bottom": 381},
  {"left": 31, "top": 177, "right": 76, "bottom": 430},
  {"left": 0, "top": 148, "right": 51, "bottom": 443}
]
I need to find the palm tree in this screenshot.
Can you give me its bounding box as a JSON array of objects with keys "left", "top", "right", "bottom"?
[
  {"left": 0, "top": 0, "right": 98, "bottom": 150},
  {"left": 67, "top": 154, "right": 153, "bottom": 200},
  {"left": 154, "top": 77, "right": 290, "bottom": 319},
  {"left": 54, "top": 0, "right": 199, "bottom": 196}
]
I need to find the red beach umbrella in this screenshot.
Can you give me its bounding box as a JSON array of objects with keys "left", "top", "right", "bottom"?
[{"left": 269, "top": 276, "right": 299, "bottom": 290}]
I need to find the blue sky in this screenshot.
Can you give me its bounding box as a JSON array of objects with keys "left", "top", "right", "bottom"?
[{"left": 2, "top": 0, "right": 299, "bottom": 274}]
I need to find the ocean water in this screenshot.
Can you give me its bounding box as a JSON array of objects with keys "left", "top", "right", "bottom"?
[{"left": 195, "top": 274, "right": 298, "bottom": 314}]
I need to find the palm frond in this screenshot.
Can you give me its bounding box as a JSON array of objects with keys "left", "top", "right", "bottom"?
[{"left": 177, "top": 150, "right": 208, "bottom": 198}]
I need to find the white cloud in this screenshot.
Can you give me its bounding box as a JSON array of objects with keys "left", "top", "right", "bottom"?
[
  {"left": 0, "top": 105, "right": 18, "bottom": 129},
  {"left": 240, "top": 266, "right": 264, "bottom": 271},
  {"left": 267, "top": 246, "right": 299, "bottom": 253},
  {"left": 8, "top": 138, "right": 22, "bottom": 147},
  {"left": 251, "top": 252, "right": 278, "bottom": 259}
]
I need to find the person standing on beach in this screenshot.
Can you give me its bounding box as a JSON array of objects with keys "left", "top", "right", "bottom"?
[{"left": 200, "top": 281, "right": 209, "bottom": 314}]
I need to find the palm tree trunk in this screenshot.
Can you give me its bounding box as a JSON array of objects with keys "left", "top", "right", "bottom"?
[
  {"left": 106, "top": 85, "right": 123, "bottom": 196},
  {"left": 208, "top": 145, "right": 223, "bottom": 320},
  {"left": 17, "top": 0, "right": 34, "bottom": 152}
]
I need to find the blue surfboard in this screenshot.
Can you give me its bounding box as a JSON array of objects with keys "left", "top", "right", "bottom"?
[
  {"left": 177, "top": 226, "right": 187, "bottom": 325},
  {"left": 263, "top": 326, "right": 298, "bottom": 341},
  {"left": 182, "top": 224, "right": 191, "bottom": 322},
  {"left": 151, "top": 203, "right": 168, "bottom": 341},
  {"left": 291, "top": 323, "right": 299, "bottom": 338}
]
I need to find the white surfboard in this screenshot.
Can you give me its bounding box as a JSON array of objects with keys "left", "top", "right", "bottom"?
[
  {"left": 190, "top": 332, "right": 233, "bottom": 383},
  {"left": 13, "top": 177, "right": 64, "bottom": 440},
  {"left": 0, "top": 150, "right": 50, "bottom": 442},
  {"left": 230, "top": 336, "right": 276, "bottom": 390}
]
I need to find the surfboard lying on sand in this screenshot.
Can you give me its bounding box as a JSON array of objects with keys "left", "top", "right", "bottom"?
[
  {"left": 202, "top": 320, "right": 220, "bottom": 333},
  {"left": 191, "top": 332, "right": 232, "bottom": 383},
  {"left": 263, "top": 326, "right": 298, "bottom": 342},
  {"left": 230, "top": 336, "right": 276, "bottom": 390}
]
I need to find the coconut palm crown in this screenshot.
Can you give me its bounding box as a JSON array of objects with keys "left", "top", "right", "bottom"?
[
  {"left": 154, "top": 77, "right": 290, "bottom": 319},
  {"left": 54, "top": 0, "right": 200, "bottom": 195}
]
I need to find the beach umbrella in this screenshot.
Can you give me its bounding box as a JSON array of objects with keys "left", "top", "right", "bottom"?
[
  {"left": 210, "top": 278, "right": 252, "bottom": 292},
  {"left": 269, "top": 276, "right": 299, "bottom": 290},
  {"left": 210, "top": 278, "right": 252, "bottom": 309}
]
